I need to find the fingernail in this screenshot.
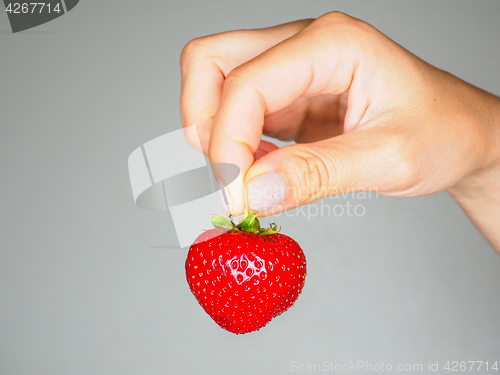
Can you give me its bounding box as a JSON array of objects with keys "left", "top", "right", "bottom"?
[
  {"left": 247, "top": 173, "right": 286, "bottom": 212},
  {"left": 218, "top": 182, "right": 233, "bottom": 216}
]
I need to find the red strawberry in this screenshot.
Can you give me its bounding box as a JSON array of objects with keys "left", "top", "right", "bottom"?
[{"left": 185, "top": 213, "right": 307, "bottom": 334}]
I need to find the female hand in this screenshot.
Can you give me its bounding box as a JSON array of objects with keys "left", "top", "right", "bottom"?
[{"left": 180, "top": 12, "right": 500, "bottom": 251}]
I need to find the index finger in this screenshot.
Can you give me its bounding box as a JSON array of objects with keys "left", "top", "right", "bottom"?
[
  {"left": 180, "top": 20, "right": 314, "bottom": 154},
  {"left": 209, "top": 12, "right": 364, "bottom": 215}
]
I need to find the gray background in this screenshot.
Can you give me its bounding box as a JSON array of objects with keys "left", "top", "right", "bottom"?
[{"left": 1, "top": 1, "right": 499, "bottom": 374}]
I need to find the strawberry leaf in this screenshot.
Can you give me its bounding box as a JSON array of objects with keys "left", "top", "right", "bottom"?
[
  {"left": 258, "top": 230, "right": 277, "bottom": 236},
  {"left": 252, "top": 216, "right": 261, "bottom": 230},
  {"left": 240, "top": 212, "right": 257, "bottom": 231},
  {"left": 211, "top": 214, "right": 235, "bottom": 230}
]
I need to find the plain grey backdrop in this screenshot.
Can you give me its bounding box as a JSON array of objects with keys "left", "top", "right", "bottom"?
[{"left": 1, "top": 1, "right": 499, "bottom": 374}]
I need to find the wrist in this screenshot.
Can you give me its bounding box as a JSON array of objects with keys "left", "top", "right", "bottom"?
[
  {"left": 445, "top": 84, "right": 500, "bottom": 253},
  {"left": 448, "top": 161, "right": 500, "bottom": 252},
  {"left": 447, "top": 85, "right": 500, "bottom": 201},
  {"left": 448, "top": 163, "right": 500, "bottom": 203}
]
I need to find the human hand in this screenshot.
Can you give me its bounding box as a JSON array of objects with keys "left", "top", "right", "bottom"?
[{"left": 180, "top": 12, "right": 500, "bottom": 248}]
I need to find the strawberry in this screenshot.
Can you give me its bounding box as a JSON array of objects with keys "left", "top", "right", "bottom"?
[{"left": 185, "top": 213, "right": 307, "bottom": 334}]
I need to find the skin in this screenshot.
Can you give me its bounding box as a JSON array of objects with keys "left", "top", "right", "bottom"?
[{"left": 180, "top": 12, "right": 500, "bottom": 254}]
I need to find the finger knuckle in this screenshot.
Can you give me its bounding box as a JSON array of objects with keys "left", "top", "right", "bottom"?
[
  {"left": 314, "top": 11, "right": 376, "bottom": 40},
  {"left": 223, "top": 68, "right": 261, "bottom": 102},
  {"left": 316, "top": 11, "right": 367, "bottom": 30},
  {"left": 317, "top": 11, "right": 355, "bottom": 24},
  {"left": 285, "top": 146, "right": 335, "bottom": 199},
  {"left": 180, "top": 37, "right": 211, "bottom": 68},
  {"left": 223, "top": 68, "right": 248, "bottom": 90}
]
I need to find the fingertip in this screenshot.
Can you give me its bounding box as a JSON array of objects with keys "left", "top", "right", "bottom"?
[{"left": 253, "top": 139, "right": 279, "bottom": 160}]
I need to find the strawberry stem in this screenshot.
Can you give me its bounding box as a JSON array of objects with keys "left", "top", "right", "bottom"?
[{"left": 210, "top": 213, "right": 280, "bottom": 236}]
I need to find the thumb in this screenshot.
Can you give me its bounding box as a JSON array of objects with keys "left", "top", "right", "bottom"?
[{"left": 244, "top": 127, "right": 407, "bottom": 216}]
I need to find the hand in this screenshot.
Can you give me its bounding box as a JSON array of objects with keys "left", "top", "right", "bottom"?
[{"left": 180, "top": 12, "right": 500, "bottom": 251}]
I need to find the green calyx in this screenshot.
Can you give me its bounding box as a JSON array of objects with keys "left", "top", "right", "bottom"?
[{"left": 211, "top": 213, "right": 280, "bottom": 236}]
